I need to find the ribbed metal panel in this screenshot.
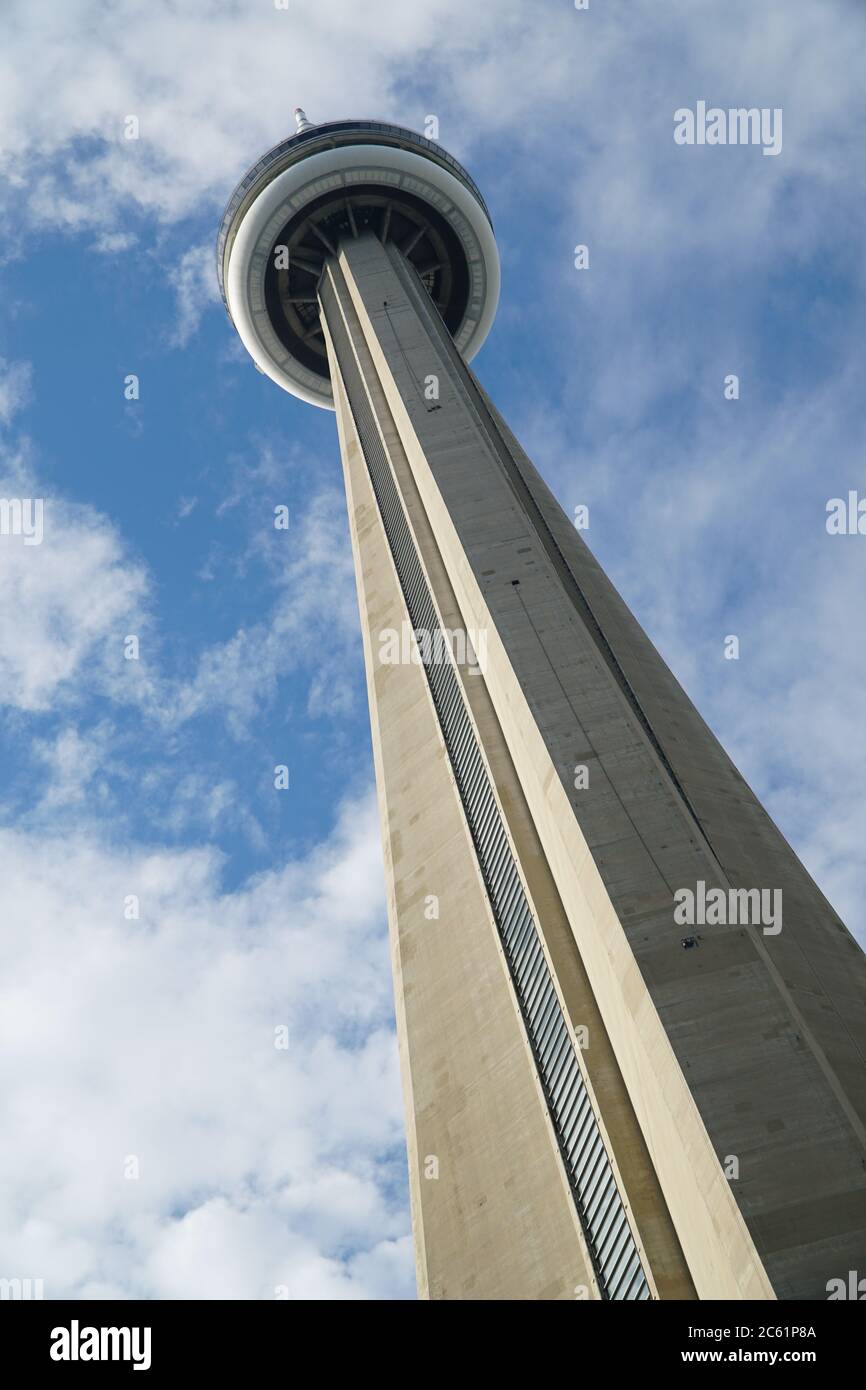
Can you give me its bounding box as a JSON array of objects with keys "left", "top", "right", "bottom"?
[{"left": 324, "top": 271, "right": 650, "bottom": 1301}]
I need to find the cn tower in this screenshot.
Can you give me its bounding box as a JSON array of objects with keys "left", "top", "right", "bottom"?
[{"left": 218, "top": 111, "right": 866, "bottom": 1301}]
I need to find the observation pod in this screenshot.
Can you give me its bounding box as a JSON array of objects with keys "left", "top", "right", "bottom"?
[{"left": 217, "top": 111, "right": 500, "bottom": 408}]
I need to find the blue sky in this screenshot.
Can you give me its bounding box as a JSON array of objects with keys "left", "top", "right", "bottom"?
[
  {"left": 6, "top": 224, "right": 369, "bottom": 881},
  {"left": 1, "top": 0, "right": 865, "bottom": 1298}
]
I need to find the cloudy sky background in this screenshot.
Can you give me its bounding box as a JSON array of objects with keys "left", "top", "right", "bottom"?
[{"left": 1, "top": 0, "right": 864, "bottom": 1298}]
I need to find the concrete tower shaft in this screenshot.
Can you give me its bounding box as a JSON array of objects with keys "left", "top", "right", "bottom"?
[{"left": 219, "top": 117, "right": 866, "bottom": 1301}]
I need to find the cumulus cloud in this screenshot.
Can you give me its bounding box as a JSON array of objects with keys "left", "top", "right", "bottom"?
[
  {"left": 0, "top": 462, "right": 150, "bottom": 714},
  {"left": 168, "top": 241, "right": 221, "bottom": 347},
  {"left": 0, "top": 337, "right": 406, "bottom": 1291},
  {"left": 89, "top": 230, "right": 138, "bottom": 255},
  {"left": 0, "top": 0, "right": 532, "bottom": 232},
  {"left": 0, "top": 357, "right": 32, "bottom": 424},
  {"left": 0, "top": 791, "right": 412, "bottom": 1299},
  {"left": 0, "top": 410, "right": 358, "bottom": 730},
  {"left": 29, "top": 723, "right": 115, "bottom": 812},
  {"left": 175, "top": 476, "right": 361, "bottom": 733}
]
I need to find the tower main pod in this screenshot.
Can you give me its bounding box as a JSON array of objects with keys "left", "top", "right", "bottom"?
[{"left": 219, "top": 114, "right": 866, "bottom": 1301}]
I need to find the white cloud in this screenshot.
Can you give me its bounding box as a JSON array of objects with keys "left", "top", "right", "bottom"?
[
  {"left": 0, "top": 791, "right": 412, "bottom": 1299},
  {"left": 30, "top": 723, "right": 114, "bottom": 812},
  {"left": 0, "top": 362, "right": 152, "bottom": 719},
  {"left": 0, "top": 426, "right": 356, "bottom": 730},
  {"left": 89, "top": 230, "right": 138, "bottom": 255},
  {"left": 0, "top": 459, "right": 150, "bottom": 713},
  {"left": 175, "top": 478, "right": 361, "bottom": 732},
  {"left": 0, "top": 0, "right": 530, "bottom": 232},
  {"left": 0, "top": 357, "right": 32, "bottom": 424},
  {"left": 168, "top": 241, "right": 221, "bottom": 347}
]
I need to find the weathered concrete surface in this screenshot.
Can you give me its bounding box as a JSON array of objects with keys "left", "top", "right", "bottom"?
[
  {"left": 321, "top": 278, "right": 603, "bottom": 1300},
  {"left": 328, "top": 231, "right": 866, "bottom": 1300}
]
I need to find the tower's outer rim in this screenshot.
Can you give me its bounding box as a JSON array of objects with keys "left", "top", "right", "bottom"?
[
  {"left": 223, "top": 138, "right": 500, "bottom": 410},
  {"left": 217, "top": 120, "right": 493, "bottom": 308}
]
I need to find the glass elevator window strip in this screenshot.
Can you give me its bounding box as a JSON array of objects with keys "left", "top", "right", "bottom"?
[{"left": 323, "top": 274, "right": 651, "bottom": 1301}]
